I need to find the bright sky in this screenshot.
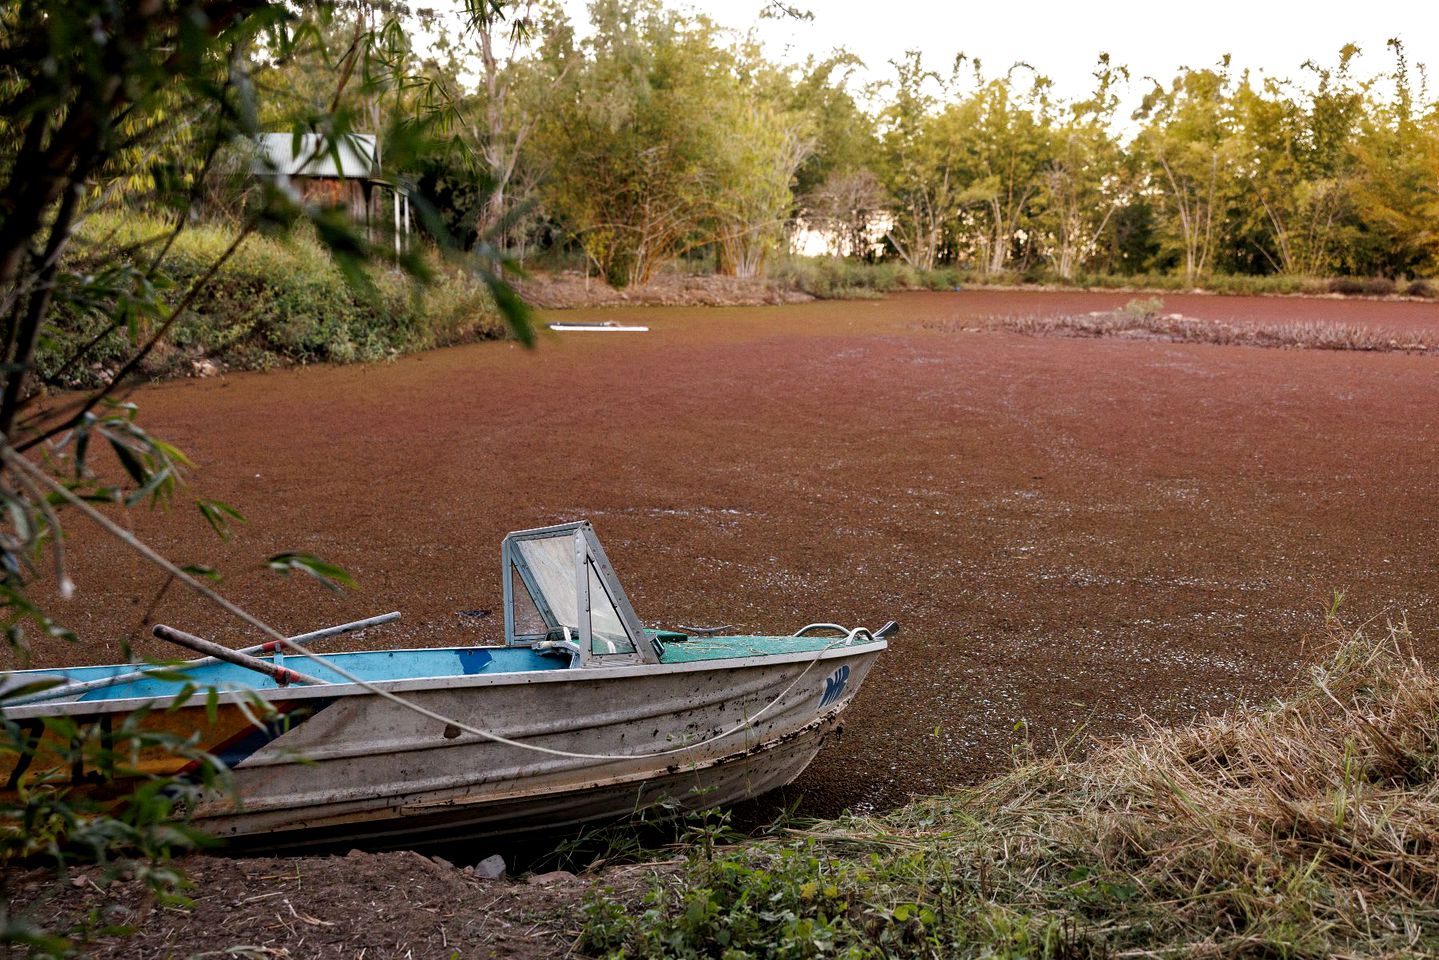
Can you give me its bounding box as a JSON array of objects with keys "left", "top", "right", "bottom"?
[{"left": 557, "top": 0, "right": 1438, "bottom": 109}]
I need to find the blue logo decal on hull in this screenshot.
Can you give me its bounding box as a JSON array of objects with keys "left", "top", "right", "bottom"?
[{"left": 819, "top": 664, "right": 851, "bottom": 707}]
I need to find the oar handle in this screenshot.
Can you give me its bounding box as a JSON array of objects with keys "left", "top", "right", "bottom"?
[
  {"left": 8, "top": 612, "right": 398, "bottom": 706},
  {"left": 152, "top": 625, "right": 325, "bottom": 687}
]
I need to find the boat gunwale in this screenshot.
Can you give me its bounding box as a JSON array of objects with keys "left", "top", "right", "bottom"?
[{"left": 1, "top": 637, "right": 888, "bottom": 719}]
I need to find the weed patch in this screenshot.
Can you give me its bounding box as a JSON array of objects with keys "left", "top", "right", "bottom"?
[
  {"left": 584, "top": 625, "right": 1439, "bottom": 957},
  {"left": 46, "top": 211, "right": 506, "bottom": 387},
  {"left": 937, "top": 299, "right": 1439, "bottom": 353}
]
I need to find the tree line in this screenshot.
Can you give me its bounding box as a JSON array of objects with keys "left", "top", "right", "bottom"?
[{"left": 180, "top": 3, "right": 1439, "bottom": 287}]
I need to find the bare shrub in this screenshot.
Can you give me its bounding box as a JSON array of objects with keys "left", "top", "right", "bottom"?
[
  {"left": 1329, "top": 276, "right": 1398, "bottom": 296},
  {"left": 1406, "top": 279, "right": 1437, "bottom": 299}
]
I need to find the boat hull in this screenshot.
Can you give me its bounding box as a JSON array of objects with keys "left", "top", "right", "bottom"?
[
  {"left": 3, "top": 642, "right": 883, "bottom": 851},
  {"left": 222, "top": 710, "right": 840, "bottom": 852}
]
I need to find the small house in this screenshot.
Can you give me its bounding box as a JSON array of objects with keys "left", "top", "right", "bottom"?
[{"left": 250, "top": 133, "right": 410, "bottom": 252}]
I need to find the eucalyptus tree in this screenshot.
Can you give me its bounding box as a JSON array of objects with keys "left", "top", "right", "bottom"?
[
  {"left": 1133, "top": 59, "right": 1243, "bottom": 283},
  {"left": 1346, "top": 40, "right": 1439, "bottom": 277},
  {"left": 419, "top": 0, "right": 578, "bottom": 253},
  {"left": 873, "top": 50, "right": 957, "bottom": 271},
  {"left": 1036, "top": 56, "right": 1127, "bottom": 280}
]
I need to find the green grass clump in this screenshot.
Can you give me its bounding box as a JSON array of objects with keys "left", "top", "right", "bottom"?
[
  {"left": 45, "top": 210, "right": 506, "bottom": 386},
  {"left": 582, "top": 626, "right": 1439, "bottom": 958},
  {"left": 1118, "top": 295, "right": 1165, "bottom": 321}
]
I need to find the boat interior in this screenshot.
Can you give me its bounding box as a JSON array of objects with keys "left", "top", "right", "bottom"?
[{"left": 3, "top": 522, "right": 892, "bottom": 708}]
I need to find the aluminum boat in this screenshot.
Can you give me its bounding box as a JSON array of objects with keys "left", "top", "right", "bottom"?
[{"left": 0, "top": 521, "right": 889, "bottom": 850}]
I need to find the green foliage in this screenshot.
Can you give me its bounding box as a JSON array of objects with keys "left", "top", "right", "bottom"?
[
  {"left": 0, "top": 2, "right": 527, "bottom": 953},
  {"left": 774, "top": 255, "right": 1436, "bottom": 301},
  {"left": 941, "top": 68, "right": 1058, "bottom": 275},
  {"left": 871, "top": 50, "right": 956, "bottom": 272},
  {"left": 1034, "top": 57, "right": 1128, "bottom": 279},
  {"left": 1133, "top": 60, "right": 1244, "bottom": 283},
  {"left": 266, "top": 552, "right": 359, "bottom": 592},
  {"left": 582, "top": 844, "right": 867, "bottom": 959},
  {"left": 528, "top": 0, "right": 812, "bottom": 285},
  {"left": 300, "top": 7, "right": 1439, "bottom": 289},
  {"left": 788, "top": 53, "right": 877, "bottom": 202},
  {"left": 1228, "top": 49, "right": 1366, "bottom": 276},
  {"left": 0, "top": 686, "right": 232, "bottom": 955},
  {"left": 44, "top": 212, "right": 506, "bottom": 386},
  {"left": 1118, "top": 296, "right": 1164, "bottom": 321}
]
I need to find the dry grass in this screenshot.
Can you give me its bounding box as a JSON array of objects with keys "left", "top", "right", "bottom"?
[
  {"left": 931, "top": 300, "right": 1439, "bottom": 354},
  {"left": 905, "top": 625, "right": 1439, "bottom": 955},
  {"left": 587, "top": 624, "right": 1439, "bottom": 957}
]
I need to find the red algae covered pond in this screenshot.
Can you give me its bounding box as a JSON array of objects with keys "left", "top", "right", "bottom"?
[{"left": 18, "top": 289, "right": 1439, "bottom": 818}]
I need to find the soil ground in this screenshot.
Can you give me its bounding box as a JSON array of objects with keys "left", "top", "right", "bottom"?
[
  {"left": 8, "top": 850, "right": 630, "bottom": 958},
  {"left": 6, "top": 288, "right": 1439, "bottom": 955}
]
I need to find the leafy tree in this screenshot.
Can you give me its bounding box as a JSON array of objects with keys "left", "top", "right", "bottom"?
[
  {"left": 1102, "top": 190, "right": 1163, "bottom": 275},
  {"left": 1231, "top": 49, "right": 1366, "bottom": 276},
  {"left": 786, "top": 54, "right": 885, "bottom": 258},
  {"left": 788, "top": 53, "right": 878, "bottom": 206},
  {"left": 1035, "top": 56, "right": 1128, "bottom": 279},
  {"left": 1346, "top": 40, "right": 1439, "bottom": 277},
  {"left": 1133, "top": 60, "right": 1243, "bottom": 283},
  {"left": 876, "top": 56, "right": 1060, "bottom": 274},
  {"left": 530, "top": 0, "right": 805, "bottom": 284},
  {"left": 528, "top": 0, "right": 711, "bottom": 285},
  {"left": 408, "top": 0, "right": 577, "bottom": 256},
  {"left": 873, "top": 50, "right": 958, "bottom": 271},
  {"left": 941, "top": 63, "right": 1056, "bottom": 274},
  {"left": 707, "top": 46, "right": 813, "bottom": 277},
  {"left": 0, "top": 1, "right": 528, "bottom": 950}
]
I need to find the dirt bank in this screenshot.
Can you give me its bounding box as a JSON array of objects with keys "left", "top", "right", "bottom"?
[{"left": 8, "top": 849, "right": 624, "bottom": 958}]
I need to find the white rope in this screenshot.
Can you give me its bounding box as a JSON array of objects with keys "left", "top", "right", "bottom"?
[{"left": 4, "top": 449, "right": 854, "bottom": 763}]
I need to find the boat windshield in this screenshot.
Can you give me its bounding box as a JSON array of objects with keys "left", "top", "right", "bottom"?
[
  {"left": 587, "top": 561, "right": 635, "bottom": 654},
  {"left": 514, "top": 535, "right": 577, "bottom": 631},
  {"left": 503, "top": 523, "right": 650, "bottom": 663}
]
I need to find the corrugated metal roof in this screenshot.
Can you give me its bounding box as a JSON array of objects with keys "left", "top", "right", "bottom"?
[{"left": 250, "top": 133, "right": 379, "bottom": 179}]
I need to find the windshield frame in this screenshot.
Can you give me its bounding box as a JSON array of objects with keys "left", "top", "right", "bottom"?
[{"left": 501, "top": 521, "right": 657, "bottom": 665}]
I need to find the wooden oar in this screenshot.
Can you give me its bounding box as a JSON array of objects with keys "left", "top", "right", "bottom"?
[
  {"left": 152, "top": 625, "right": 325, "bottom": 687},
  {"left": 10, "top": 612, "right": 398, "bottom": 705}
]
